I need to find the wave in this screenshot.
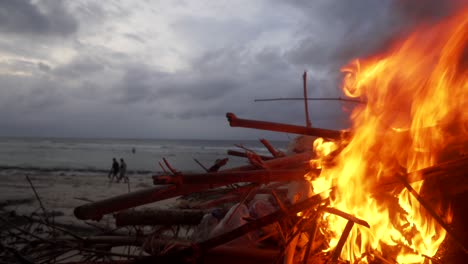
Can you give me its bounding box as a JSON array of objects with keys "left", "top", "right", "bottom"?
[{"left": 0, "top": 165, "right": 154, "bottom": 175}]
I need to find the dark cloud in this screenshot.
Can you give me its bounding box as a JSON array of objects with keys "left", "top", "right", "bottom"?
[
  {"left": 0, "top": 0, "right": 77, "bottom": 36},
  {"left": 117, "top": 65, "right": 167, "bottom": 104},
  {"left": 285, "top": 0, "right": 467, "bottom": 71},
  {"left": 3, "top": 1, "right": 464, "bottom": 139},
  {"left": 111, "top": 45, "right": 305, "bottom": 124},
  {"left": 0, "top": 74, "right": 64, "bottom": 116},
  {"left": 285, "top": 0, "right": 399, "bottom": 69}
]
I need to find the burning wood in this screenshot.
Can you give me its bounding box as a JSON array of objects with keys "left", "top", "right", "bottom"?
[{"left": 305, "top": 7, "right": 468, "bottom": 263}]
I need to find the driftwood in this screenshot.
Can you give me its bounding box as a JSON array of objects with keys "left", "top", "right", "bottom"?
[
  {"left": 134, "top": 192, "right": 325, "bottom": 263},
  {"left": 152, "top": 168, "right": 315, "bottom": 185},
  {"left": 74, "top": 184, "right": 214, "bottom": 221},
  {"left": 68, "top": 110, "right": 467, "bottom": 263},
  {"left": 191, "top": 194, "right": 240, "bottom": 209},
  {"left": 75, "top": 150, "right": 316, "bottom": 221},
  {"left": 259, "top": 138, "right": 284, "bottom": 157},
  {"left": 226, "top": 112, "right": 348, "bottom": 140},
  {"left": 115, "top": 209, "right": 206, "bottom": 226},
  {"left": 225, "top": 151, "right": 315, "bottom": 171},
  {"left": 75, "top": 179, "right": 286, "bottom": 221},
  {"left": 227, "top": 149, "right": 274, "bottom": 160},
  {"left": 55, "top": 235, "right": 144, "bottom": 247}
]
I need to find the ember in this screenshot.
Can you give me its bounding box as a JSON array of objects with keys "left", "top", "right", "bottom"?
[{"left": 308, "top": 7, "right": 468, "bottom": 263}]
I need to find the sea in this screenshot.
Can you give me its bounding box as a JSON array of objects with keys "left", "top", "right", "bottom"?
[{"left": 0, "top": 137, "right": 290, "bottom": 177}]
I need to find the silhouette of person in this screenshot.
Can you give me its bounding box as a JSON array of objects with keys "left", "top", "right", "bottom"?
[
  {"left": 118, "top": 158, "right": 128, "bottom": 183},
  {"left": 109, "top": 158, "right": 119, "bottom": 181}
]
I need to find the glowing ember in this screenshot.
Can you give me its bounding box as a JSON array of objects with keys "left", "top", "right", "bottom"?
[{"left": 308, "top": 7, "right": 467, "bottom": 263}]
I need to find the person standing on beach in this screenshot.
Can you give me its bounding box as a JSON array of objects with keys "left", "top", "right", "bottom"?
[
  {"left": 109, "top": 158, "right": 120, "bottom": 181},
  {"left": 118, "top": 158, "right": 128, "bottom": 183}
]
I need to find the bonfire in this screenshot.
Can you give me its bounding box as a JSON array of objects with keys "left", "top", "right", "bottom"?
[{"left": 1, "top": 6, "right": 466, "bottom": 264}]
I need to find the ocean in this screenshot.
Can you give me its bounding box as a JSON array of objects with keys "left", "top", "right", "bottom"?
[{"left": 0, "top": 137, "right": 289, "bottom": 176}]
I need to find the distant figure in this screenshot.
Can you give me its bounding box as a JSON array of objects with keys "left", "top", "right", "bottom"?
[
  {"left": 132, "top": 147, "right": 136, "bottom": 154},
  {"left": 109, "top": 158, "right": 120, "bottom": 181},
  {"left": 118, "top": 158, "right": 128, "bottom": 183}
]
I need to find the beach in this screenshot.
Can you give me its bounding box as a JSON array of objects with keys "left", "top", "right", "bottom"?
[
  {"left": 0, "top": 137, "right": 288, "bottom": 227},
  {"left": 0, "top": 170, "right": 168, "bottom": 229}
]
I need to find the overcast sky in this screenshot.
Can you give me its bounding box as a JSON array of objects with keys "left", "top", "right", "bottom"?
[{"left": 0, "top": 0, "right": 464, "bottom": 140}]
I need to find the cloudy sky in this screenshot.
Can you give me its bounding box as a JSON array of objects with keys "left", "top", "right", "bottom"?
[{"left": 0, "top": 0, "right": 464, "bottom": 140}]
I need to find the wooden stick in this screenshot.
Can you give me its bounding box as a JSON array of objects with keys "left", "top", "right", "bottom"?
[
  {"left": 301, "top": 214, "right": 319, "bottom": 264},
  {"left": 152, "top": 168, "right": 314, "bottom": 185},
  {"left": 25, "top": 175, "right": 47, "bottom": 217},
  {"left": 74, "top": 184, "right": 214, "bottom": 221},
  {"left": 115, "top": 209, "right": 206, "bottom": 226},
  {"left": 375, "top": 156, "right": 468, "bottom": 192},
  {"left": 226, "top": 112, "right": 348, "bottom": 140},
  {"left": 227, "top": 150, "right": 273, "bottom": 160},
  {"left": 55, "top": 235, "right": 145, "bottom": 247},
  {"left": 303, "top": 71, "right": 312, "bottom": 128},
  {"left": 197, "top": 193, "right": 323, "bottom": 253},
  {"left": 330, "top": 220, "right": 354, "bottom": 264},
  {"left": 227, "top": 151, "right": 314, "bottom": 171},
  {"left": 397, "top": 174, "right": 468, "bottom": 254},
  {"left": 131, "top": 193, "right": 323, "bottom": 263},
  {"left": 75, "top": 176, "right": 282, "bottom": 220},
  {"left": 254, "top": 97, "right": 366, "bottom": 104},
  {"left": 158, "top": 162, "right": 169, "bottom": 173},
  {"left": 322, "top": 207, "right": 370, "bottom": 228},
  {"left": 259, "top": 138, "right": 284, "bottom": 157},
  {"left": 208, "top": 158, "right": 229, "bottom": 172},
  {"left": 163, "top": 158, "right": 179, "bottom": 174},
  {"left": 193, "top": 194, "right": 240, "bottom": 209},
  {"left": 193, "top": 158, "right": 209, "bottom": 172}
]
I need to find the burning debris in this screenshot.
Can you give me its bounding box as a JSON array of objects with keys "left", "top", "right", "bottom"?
[{"left": 1, "top": 6, "right": 467, "bottom": 264}]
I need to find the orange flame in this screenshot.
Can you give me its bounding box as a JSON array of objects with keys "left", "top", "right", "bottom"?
[{"left": 309, "top": 8, "right": 467, "bottom": 263}]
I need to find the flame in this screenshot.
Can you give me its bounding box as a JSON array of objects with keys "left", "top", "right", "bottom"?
[{"left": 309, "top": 8, "right": 467, "bottom": 263}]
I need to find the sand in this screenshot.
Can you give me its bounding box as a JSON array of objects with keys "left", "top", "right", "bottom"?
[{"left": 0, "top": 171, "right": 175, "bottom": 228}]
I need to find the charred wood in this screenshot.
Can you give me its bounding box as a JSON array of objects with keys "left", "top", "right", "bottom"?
[{"left": 330, "top": 220, "right": 354, "bottom": 264}]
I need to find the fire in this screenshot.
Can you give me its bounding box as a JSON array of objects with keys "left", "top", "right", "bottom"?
[{"left": 309, "top": 7, "right": 467, "bottom": 263}]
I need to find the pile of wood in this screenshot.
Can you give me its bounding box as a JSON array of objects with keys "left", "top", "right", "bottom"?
[{"left": 1, "top": 113, "right": 467, "bottom": 263}]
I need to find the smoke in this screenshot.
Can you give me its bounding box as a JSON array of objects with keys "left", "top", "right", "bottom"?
[{"left": 395, "top": 0, "right": 467, "bottom": 22}]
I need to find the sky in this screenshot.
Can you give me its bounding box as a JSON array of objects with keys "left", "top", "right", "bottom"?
[{"left": 0, "top": 0, "right": 465, "bottom": 140}]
